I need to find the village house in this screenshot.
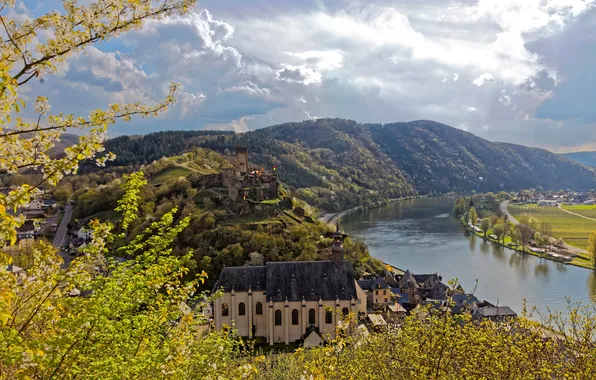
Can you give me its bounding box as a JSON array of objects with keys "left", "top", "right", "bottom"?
[
  {"left": 77, "top": 227, "right": 93, "bottom": 241},
  {"left": 357, "top": 277, "right": 394, "bottom": 311},
  {"left": 212, "top": 226, "right": 367, "bottom": 345}
]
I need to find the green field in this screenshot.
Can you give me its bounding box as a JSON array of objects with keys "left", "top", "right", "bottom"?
[
  {"left": 508, "top": 204, "right": 596, "bottom": 251},
  {"left": 151, "top": 166, "right": 192, "bottom": 185},
  {"left": 561, "top": 204, "right": 596, "bottom": 219}
]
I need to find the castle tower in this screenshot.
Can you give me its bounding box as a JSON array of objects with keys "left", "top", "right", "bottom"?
[
  {"left": 235, "top": 146, "right": 249, "bottom": 177},
  {"left": 331, "top": 223, "right": 345, "bottom": 265}
]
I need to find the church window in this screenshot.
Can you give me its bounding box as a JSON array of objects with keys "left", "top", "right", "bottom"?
[
  {"left": 292, "top": 309, "right": 299, "bottom": 325},
  {"left": 342, "top": 307, "right": 349, "bottom": 316},
  {"left": 325, "top": 310, "right": 333, "bottom": 324},
  {"left": 275, "top": 310, "right": 282, "bottom": 326},
  {"left": 222, "top": 303, "right": 229, "bottom": 317},
  {"left": 238, "top": 302, "right": 246, "bottom": 316},
  {"left": 256, "top": 302, "right": 263, "bottom": 315},
  {"left": 384, "top": 298, "right": 388, "bottom": 303},
  {"left": 308, "top": 308, "right": 316, "bottom": 325},
  {"left": 383, "top": 290, "right": 387, "bottom": 295}
]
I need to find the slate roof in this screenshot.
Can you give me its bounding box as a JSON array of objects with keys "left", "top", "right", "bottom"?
[
  {"left": 266, "top": 261, "right": 357, "bottom": 302},
  {"left": 213, "top": 261, "right": 358, "bottom": 302},
  {"left": 357, "top": 277, "right": 390, "bottom": 291},
  {"left": 212, "top": 266, "right": 267, "bottom": 293}
]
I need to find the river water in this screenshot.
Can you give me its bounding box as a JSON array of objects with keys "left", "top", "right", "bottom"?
[{"left": 342, "top": 196, "right": 596, "bottom": 316}]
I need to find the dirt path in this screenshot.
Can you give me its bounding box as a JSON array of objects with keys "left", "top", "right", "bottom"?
[
  {"left": 500, "top": 200, "right": 588, "bottom": 255},
  {"left": 557, "top": 204, "right": 596, "bottom": 222}
]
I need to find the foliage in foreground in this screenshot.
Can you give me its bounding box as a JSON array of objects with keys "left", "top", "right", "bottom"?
[
  {"left": 249, "top": 302, "right": 596, "bottom": 380},
  {"left": 2, "top": 175, "right": 596, "bottom": 379}
]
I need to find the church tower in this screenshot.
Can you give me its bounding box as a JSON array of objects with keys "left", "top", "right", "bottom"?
[{"left": 331, "top": 223, "right": 345, "bottom": 265}]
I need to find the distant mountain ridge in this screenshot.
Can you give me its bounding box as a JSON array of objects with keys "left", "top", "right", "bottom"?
[
  {"left": 562, "top": 151, "right": 596, "bottom": 167},
  {"left": 93, "top": 119, "right": 596, "bottom": 210}
]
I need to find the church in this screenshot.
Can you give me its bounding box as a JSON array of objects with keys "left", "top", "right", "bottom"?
[{"left": 212, "top": 226, "right": 367, "bottom": 345}]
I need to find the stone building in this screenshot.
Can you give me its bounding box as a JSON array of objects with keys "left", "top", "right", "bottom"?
[{"left": 212, "top": 227, "right": 367, "bottom": 345}]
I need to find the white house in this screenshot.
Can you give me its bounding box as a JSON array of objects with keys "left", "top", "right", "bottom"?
[{"left": 77, "top": 227, "right": 93, "bottom": 240}]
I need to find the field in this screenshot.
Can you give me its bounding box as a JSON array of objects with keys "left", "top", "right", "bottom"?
[
  {"left": 151, "top": 166, "right": 192, "bottom": 185},
  {"left": 508, "top": 204, "right": 596, "bottom": 251},
  {"left": 561, "top": 204, "right": 596, "bottom": 219}
]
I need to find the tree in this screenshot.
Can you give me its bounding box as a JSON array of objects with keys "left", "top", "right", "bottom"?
[
  {"left": 589, "top": 231, "right": 596, "bottom": 270},
  {"left": 0, "top": 0, "right": 198, "bottom": 245},
  {"left": 53, "top": 182, "right": 73, "bottom": 203},
  {"left": 480, "top": 218, "right": 491, "bottom": 239},
  {"left": 0, "top": 173, "right": 254, "bottom": 378},
  {"left": 493, "top": 223, "right": 505, "bottom": 244},
  {"left": 510, "top": 227, "right": 522, "bottom": 248},
  {"left": 468, "top": 207, "right": 478, "bottom": 228},
  {"left": 516, "top": 214, "right": 536, "bottom": 253}
]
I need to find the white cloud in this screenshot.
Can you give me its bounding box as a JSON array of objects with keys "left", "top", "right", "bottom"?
[
  {"left": 276, "top": 64, "right": 322, "bottom": 85},
  {"left": 222, "top": 81, "right": 271, "bottom": 98},
  {"left": 206, "top": 116, "right": 252, "bottom": 132},
  {"left": 453, "top": 73, "right": 459, "bottom": 82},
  {"left": 472, "top": 73, "right": 495, "bottom": 86},
  {"left": 179, "top": 92, "right": 207, "bottom": 117},
  {"left": 467, "top": 106, "right": 477, "bottom": 112}
]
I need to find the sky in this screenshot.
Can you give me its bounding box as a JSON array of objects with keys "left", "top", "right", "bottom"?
[{"left": 11, "top": 0, "right": 596, "bottom": 152}]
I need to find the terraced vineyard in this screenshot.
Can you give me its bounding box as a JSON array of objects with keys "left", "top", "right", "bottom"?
[{"left": 508, "top": 204, "right": 596, "bottom": 251}]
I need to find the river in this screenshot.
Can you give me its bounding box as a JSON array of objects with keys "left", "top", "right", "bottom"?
[{"left": 342, "top": 196, "right": 596, "bottom": 316}]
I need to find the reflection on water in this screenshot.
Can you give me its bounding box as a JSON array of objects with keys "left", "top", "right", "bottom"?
[{"left": 342, "top": 196, "right": 596, "bottom": 315}]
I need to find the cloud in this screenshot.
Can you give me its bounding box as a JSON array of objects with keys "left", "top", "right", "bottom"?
[
  {"left": 12, "top": 1, "right": 596, "bottom": 151},
  {"left": 472, "top": 73, "right": 495, "bottom": 86},
  {"left": 206, "top": 116, "right": 252, "bottom": 132},
  {"left": 276, "top": 65, "right": 322, "bottom": 85}
]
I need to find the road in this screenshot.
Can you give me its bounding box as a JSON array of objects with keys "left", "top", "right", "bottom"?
[
  {"left": 52, "top": 204, "right": 74, "bottom": 268},
  {"left": 52, "top": 204, "right": 72, "bottom": 248},
  {"left": 499, "top": 200, "right": 587, "bottom": 255}
]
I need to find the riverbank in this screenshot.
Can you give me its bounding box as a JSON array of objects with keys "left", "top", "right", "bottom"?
[
  {"left": 462, "top": 222, "right": 593, "bottom": 270},
  {"left": 318, "top": 196, "right": 425, "bottom": 226}
]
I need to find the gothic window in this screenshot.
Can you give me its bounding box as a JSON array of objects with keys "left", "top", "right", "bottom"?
[
  {"left": 383, "top": 290, "right": 387, "bottom": 295},
  {"left": 375, "top": 290, "right": 378, "bottom": 295},
  {"left": 222, "top": 303, "right": 229, "bottom": 317},
  {"left": 384, "top": 298, "right": 388, "bottom": 303},
  {"left": 325, "top": 310, "right": 333, "bottom": 324},
  {"left": 238, "top": 302, "right": 246, "bottom": 316},
  {"left": 292, "top": 309, "right": 299, "bottom": 325},
  {"left": 256, "top": 302, "right": 263, "bottom": 315},
  {"left": 275, "top": 310, "right": 282, "bottom": 326},
  {"left": 342, "top": 307, "right": 349, "bottom": 316},
  {"left": 308, "top": 308, "right": 316, "bottom": 325}
]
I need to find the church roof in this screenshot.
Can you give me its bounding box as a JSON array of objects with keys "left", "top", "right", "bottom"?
[
  {"left": 212, "top": 266, "right": 267, "bottom": 293},
  {"left": 266, "top": 261, "right": 358, "bottom": 302},
  {"left": 214, "top": 261, "right": 359, "bottom": 302}
]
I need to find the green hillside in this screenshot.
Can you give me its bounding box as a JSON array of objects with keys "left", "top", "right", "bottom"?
[{"left": 93, "top": 119, "right": 596, "bottom": 211}]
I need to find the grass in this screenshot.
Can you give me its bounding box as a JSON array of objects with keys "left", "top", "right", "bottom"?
[
  {"left": 508, "top": 203, "right": 596, "bottom": 251},
  {"left": 151, "top": 166, "right": 192, "bottom": 185},
  {"left": 562, "top": 204, "right": 596, "bottom": 219},
  {"left": 466, "top": 224, "right": 594, "bottom": 270}
]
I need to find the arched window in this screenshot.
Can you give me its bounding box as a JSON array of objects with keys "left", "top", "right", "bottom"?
[
  {"left": 255, "top": 302, "right": 263, "bottom": 315},
  {"left": 238, "top": 302, "right": 246, "bottom": 316},
  {"left": 342, "top": 307, "right": 349, "bottom": 316},
  {"left": 325, "top": 310, "right": 333, "bottom": 324},
  {"left": 222, "top": 303, "right": 229, "bottom": 317},
  {"left": 308, "top": 308, "right": 316, "bottom": 325},
  {"left": 292, "top": 309, "right": 299, "bottom": 325},
  {"left": 275, "top": 310, "right": 282, "bottom": 326}
]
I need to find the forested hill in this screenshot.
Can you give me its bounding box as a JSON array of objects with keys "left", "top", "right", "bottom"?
[
  {"left": 96, "top": 119, "right": 596, "bottom": 207},
  {"left": 562, "top": 151, "right": 596, "bottom": 167}
]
